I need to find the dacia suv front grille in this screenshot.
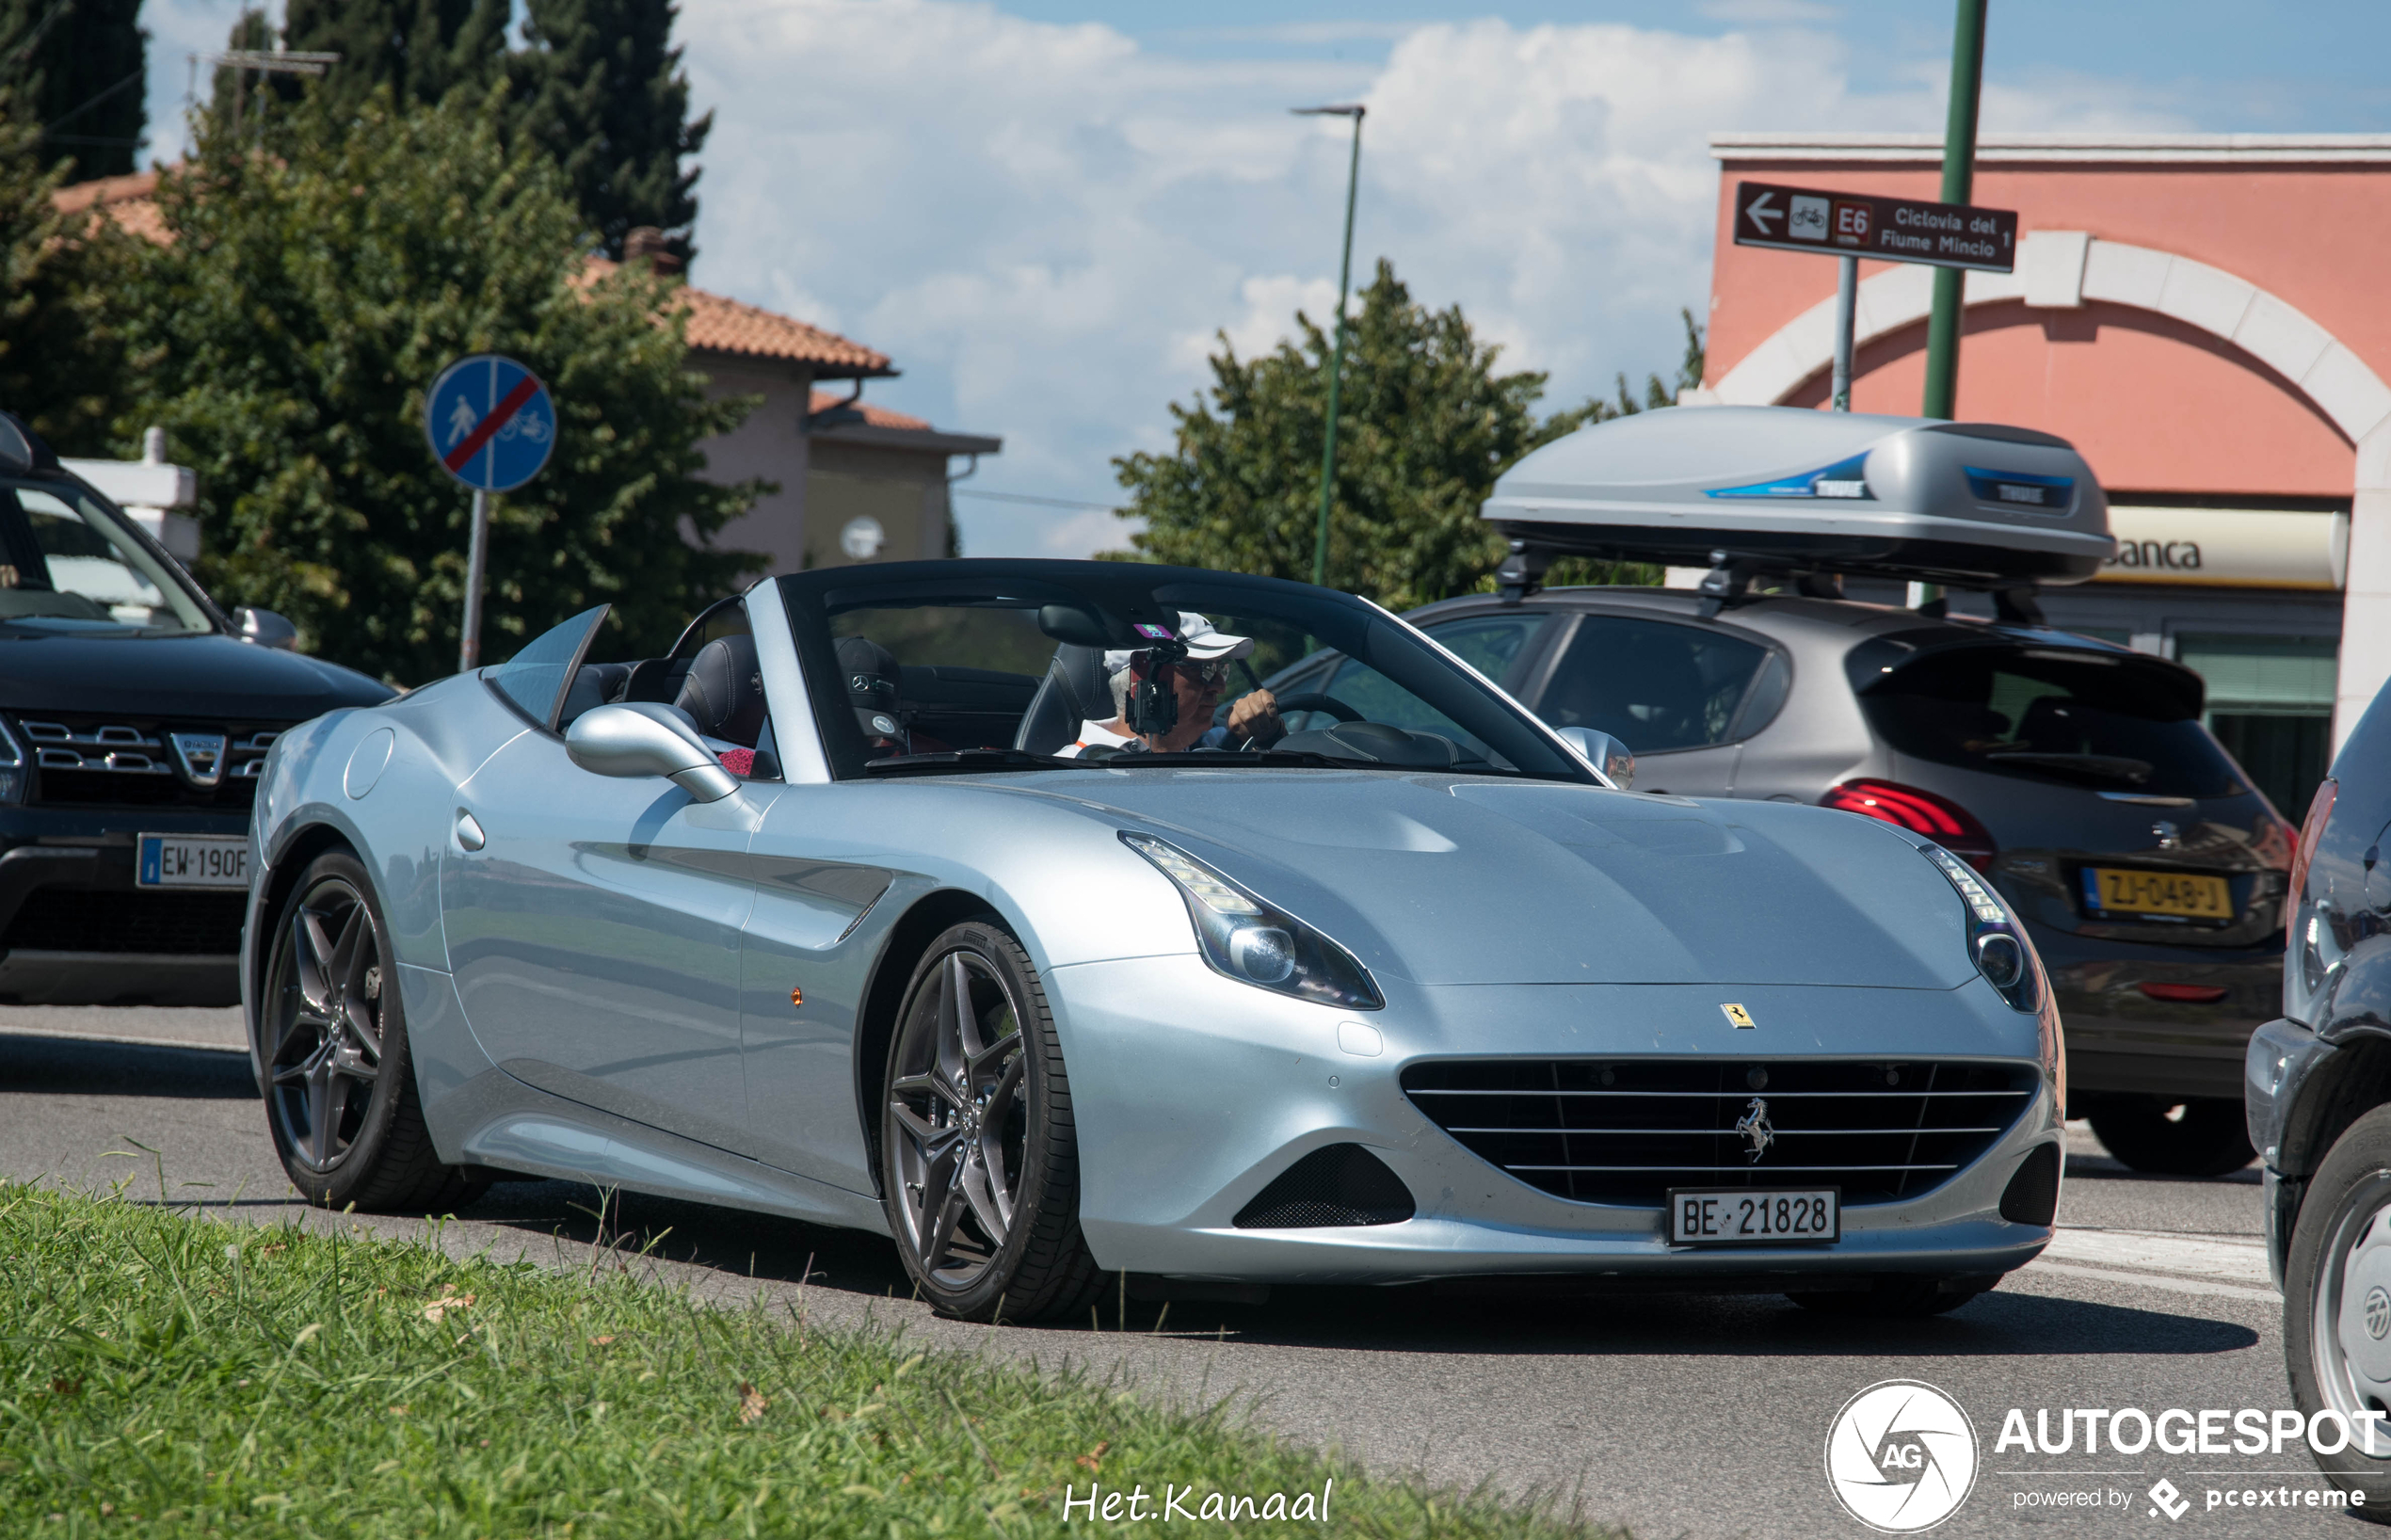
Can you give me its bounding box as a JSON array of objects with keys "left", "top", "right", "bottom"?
[
  {"left": 13, "top": 716, "right": 283, "bottom": 810},
  {"left": 1403, "top": 1057, "right": 2036, "bottom": 1207}
]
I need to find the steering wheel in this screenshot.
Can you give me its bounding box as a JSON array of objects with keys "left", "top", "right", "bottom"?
[{"left": 1237, "top": 691, "right": 1365, "bottom": 750}]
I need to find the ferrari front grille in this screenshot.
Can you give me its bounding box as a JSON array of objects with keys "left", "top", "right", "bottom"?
[{"left": 1402, "top": 1058, "right": 2036, "bottom": 1207}]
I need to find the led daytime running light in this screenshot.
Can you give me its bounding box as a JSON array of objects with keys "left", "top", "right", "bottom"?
[
  {"left": 1919, "top": 843, "right": 2041, "bottom": 1014},
  {"left": 1921, "top": 844, "right": 2007, "bottom": 925}
]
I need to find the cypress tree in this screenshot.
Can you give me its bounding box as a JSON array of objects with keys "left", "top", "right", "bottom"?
[
  {"left": 274, "top": 0, "right": 508, "bottom": 120},
  {"left": 0, "top": 0, "right": 147, "bottom": 181},
  {"left": 509, "top": 0, "right": 710, "bottom": 261}
]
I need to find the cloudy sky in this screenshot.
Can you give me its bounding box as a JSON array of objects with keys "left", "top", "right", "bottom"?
[{"left": 138, "top": 0, "right": 2391, "bottom": 556}]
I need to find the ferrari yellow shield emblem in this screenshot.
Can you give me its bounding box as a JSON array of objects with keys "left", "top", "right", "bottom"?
[{"left": 1720, "top": 1003, "right": 1756, "bottom": 1029}]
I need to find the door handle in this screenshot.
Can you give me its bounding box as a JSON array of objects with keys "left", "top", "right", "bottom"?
[{"left": 455, "top": 810, "right": 487, "bottom": 851}]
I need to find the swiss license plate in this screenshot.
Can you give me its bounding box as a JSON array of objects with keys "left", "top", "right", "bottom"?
[
  {"left": 137, "top": 834, "right": 250, "bottom": 889},
  {"left": 2084, "top": 866, "right": 2232, "bottom": 922},
  {"left": 1670, "top": 1188, "right": 1840, "bottom": 1246}
]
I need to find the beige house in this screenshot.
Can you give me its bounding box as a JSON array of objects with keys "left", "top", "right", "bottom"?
[{"left": 61, "top": 174, "right": 1001, "bottom": 576}]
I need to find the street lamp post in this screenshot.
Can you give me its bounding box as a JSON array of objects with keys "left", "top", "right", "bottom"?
[{"left": 1292, "top": 104, "right": 1365, "bottom": 589}]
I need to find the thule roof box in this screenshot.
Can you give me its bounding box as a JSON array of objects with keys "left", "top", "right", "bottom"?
[{"left": 1484, "top": 406, "right": 2114, "bottom": 612}]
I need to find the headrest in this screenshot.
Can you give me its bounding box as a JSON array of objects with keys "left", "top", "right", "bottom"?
[
  {"left": 837, "top": 634, "right": 905, "bottom": 739},
  {"left": 673, "top": 634, "right": 767, "bottom": 745}
]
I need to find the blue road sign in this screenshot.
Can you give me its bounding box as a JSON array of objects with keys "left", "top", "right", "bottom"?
[{"left": 425, "top": 354, "right": 555, "bottom": 493}]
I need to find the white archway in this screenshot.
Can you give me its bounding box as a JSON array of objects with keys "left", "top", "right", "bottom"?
[{"left": 1709, "top": 235, "right": 2391, "bottom": 747}]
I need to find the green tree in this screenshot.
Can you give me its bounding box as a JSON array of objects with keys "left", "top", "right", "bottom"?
[
  {"left": 119, "top": 88, "right": 762, "bottom": 683},
  {"left": 273, "top": 0, "right": 508, "bottom": 124},
  {"left": 1, "top": 0, "right": 146, "bottom": 181},
  {"left": 1114, "top": 263, "right": 1702, "bottom": 609},
  {"left": 0, "top": 100, "right": 133, "bottom": 451},
  {"left": 509, "top": 0, "right": 711, "bottom": 261}
]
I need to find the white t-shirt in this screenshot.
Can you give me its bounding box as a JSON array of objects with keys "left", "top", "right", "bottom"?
[{"left": 1054, "top": 717, "right": 1139, "bottom": 758}]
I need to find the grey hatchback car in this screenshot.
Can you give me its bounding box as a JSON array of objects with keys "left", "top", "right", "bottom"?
[{"left": 1286, "top": 585, "right": 2290, "bottom": 1177}]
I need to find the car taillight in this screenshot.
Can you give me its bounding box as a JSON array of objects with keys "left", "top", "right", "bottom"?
[
  {"left": 2287, "top": 778, "right": 2336, "bottom": 949},
  {"left": 1822, "top": 778, "right": 1998, "bottom": 870},
  {"left": 2138, "top": 982, "right": 2229, "bottom": 1004}
]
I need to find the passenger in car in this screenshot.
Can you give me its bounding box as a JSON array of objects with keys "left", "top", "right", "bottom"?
[{"left": 1058, "top": 613, "right": 1283, "bottom": 757}]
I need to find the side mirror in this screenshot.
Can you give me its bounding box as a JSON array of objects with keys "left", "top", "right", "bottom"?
[
  {"left": 235, "top": 607, "right": 298, "bottom": 650},
  {"left": 1555, "top": 726, "right": 1635, "bottom": 789},
  {"left": 565, "top": 703, "right": 740, "bottom": 803}
]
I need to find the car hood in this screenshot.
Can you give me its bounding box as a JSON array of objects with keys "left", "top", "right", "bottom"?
[
  {"left": 0, "top": 629, "right": 392, "bottom": 718},
  {"left": 1023, "top": 770, "right": 1975, "bottom": 988}
]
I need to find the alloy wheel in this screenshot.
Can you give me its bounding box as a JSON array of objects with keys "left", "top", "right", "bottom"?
[
  {"left": 2311, "top": 1169, "right": 2391, "bottom": 1459},
  {"left": 265, "top": 877, "right": 387, "bottom": 1172},
  {"left": 887, "top": 948, "right": 1028, "bottom": 1289}
]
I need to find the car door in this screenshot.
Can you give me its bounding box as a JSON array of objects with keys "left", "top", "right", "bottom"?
[
  {"left": 441, "top": 605, "right": 776, "bottom": 1152},
  {"left": 1517, "top": 611, "right": 1773, "bottom": 797}
]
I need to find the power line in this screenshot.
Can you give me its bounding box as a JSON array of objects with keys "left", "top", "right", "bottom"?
[{"left": 952, "top": 489, "right": 1124, "bottom": 513}]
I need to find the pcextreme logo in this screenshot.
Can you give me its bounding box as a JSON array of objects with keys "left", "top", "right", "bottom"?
[{"left": 1825, "top": 1380, "right": 1980, "bottom": 1532}]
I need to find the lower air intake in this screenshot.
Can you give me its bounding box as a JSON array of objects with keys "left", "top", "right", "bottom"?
[{"left": 1232, "top": 1144, "right": 1415, "bottom": 1229}]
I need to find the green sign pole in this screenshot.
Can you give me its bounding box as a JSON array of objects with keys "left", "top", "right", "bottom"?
[
  {"left": 1296, "top": 104, "right": 1366, "bottom": 589},
  {"left": 1920, "top": 0, "right": 1988, "bottom": 423}
]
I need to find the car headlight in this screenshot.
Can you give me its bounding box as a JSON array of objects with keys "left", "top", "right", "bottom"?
[
  {"left": 1920, "top": 843, "right": 2044, "bottom": 1014},
  {"left": 0, "top": 715, "right": 24, "bottom": 805},
  {"left": 1121, "top": 831, "right": 1383, "bottom": 1010}
]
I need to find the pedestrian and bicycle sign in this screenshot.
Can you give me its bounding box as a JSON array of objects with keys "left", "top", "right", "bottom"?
[
  {"left": 424, "top": 354, "right": 555, "bottom": 493},
  {"left": 1734, "top": 180, "right": 2016, "bottom": 274}
]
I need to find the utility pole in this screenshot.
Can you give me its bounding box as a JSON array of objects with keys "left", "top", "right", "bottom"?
[
  {"left": 1292, "top": 104, "right": 1365, "bottom": 589},
  {"left": 1920, "top": 0, "right": 1987, "bottom": 421}
]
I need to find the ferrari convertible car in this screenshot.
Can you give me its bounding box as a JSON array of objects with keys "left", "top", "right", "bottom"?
[{"left": 244, "top": 559, "right": 2063, "bottom": 1322}]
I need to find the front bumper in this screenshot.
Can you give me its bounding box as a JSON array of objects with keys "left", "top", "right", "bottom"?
[
  {"left": 1049, "top": 954, "right": 2059, "bottom": 1286},
  {"left": 2247, "top": 1015, "right": 2335, "bottom": 1289},
  {"left": 0, "top": 810, "right": 250, "bottom": 1005}
]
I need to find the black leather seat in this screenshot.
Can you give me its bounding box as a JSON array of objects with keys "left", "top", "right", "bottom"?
[
  {"left": 557, "top": 662, "right": 631, "bottom": 729},
  {"left": 1012, "top": 644, "right": 1110, "bottom": 755},
  {"left": 673, "top": 634, "right": 768, "bottom": 746}
]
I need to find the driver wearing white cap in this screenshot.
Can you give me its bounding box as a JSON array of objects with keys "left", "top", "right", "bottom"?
[{"left": 1060, "top": 612, "right": 1285, "bottom": 757}]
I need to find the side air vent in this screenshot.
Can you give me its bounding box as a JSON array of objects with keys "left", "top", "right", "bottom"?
[
  {"left": 1999, "top": 1141, "right": 2062, "bottom": 1227},
  {"left": 1232, "top": 1144, "right": 1415, "bottom": 1229}
]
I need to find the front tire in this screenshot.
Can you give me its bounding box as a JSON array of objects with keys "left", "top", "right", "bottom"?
[
  {"left": 257, "top": 849, "right": 485, "bottom": 1212},
  {"left": 2285, "top": 1103, "right": 2391, "bottom": 1513},
  {"left": 2080, "top": 1094, "right": 2255, "bottom": 1177},
  {"left": 879, "top": 920, "right": 1102, "bottom": 1323}
]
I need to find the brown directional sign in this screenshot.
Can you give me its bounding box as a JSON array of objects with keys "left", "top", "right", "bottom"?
[{"left": 1732, "top": 180, "right": 2016, "bottom": 273}]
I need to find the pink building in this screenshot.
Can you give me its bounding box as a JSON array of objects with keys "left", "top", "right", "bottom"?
[{"left": 1696, "top": 133, "right": 2391, "bottom": 817}]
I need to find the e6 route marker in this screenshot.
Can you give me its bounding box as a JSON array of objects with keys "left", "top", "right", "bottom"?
[{"left": 1734, "top": 180, "right": 2017, "bottom": 274}]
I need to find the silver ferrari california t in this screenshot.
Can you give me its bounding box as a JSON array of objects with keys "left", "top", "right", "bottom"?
[{"left": 242, "top": 559, "right": 2064, "bottom": 1322}]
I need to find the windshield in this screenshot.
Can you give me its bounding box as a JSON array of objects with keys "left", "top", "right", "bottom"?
[
  {"left": 780, "top": 562, "right": 1591, "bottom": 782},
  {"left": 0, "top": 477, "right": 213, "bottom": 634},
  {"left": 1859, "top": 644, "right": 2248, "bottom": 799}
]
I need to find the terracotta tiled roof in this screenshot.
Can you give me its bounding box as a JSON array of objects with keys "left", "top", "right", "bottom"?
[
  {"left": 806, "top": 390, "right": 929, "bottom": 431},
  {"left": 584, "top": 258, "right": 892, "bottom": 377},
  {"left": 59, "top": 175, "right": 896, "bottom": 378},
  {"left": 54, "top": 168, "right": 168, "bottom": 244}
]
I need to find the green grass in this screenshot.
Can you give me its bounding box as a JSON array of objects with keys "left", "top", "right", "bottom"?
[{"left": 0, "top": 1181, "right": 1624, "bottom": 1538}]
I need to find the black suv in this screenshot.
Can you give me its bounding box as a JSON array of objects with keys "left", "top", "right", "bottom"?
[
  {"left": 0, "top": 416, "right": 390, "bottom": 1004},
  {"left": 2249, "top": 678, "right": 2391, "bottom": 1500}
]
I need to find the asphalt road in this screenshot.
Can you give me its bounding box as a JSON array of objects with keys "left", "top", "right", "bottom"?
[{"left": 0, "top": 1005, "right": 2346, "bottom": 1538}]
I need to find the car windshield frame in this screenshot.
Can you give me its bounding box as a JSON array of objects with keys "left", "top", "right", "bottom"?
[
  {"left": 777, "top": 560, "right": 1598, "bottom": 784},
  {"left": 0, "top": 471, "right": 222, "bottom": 636}
]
